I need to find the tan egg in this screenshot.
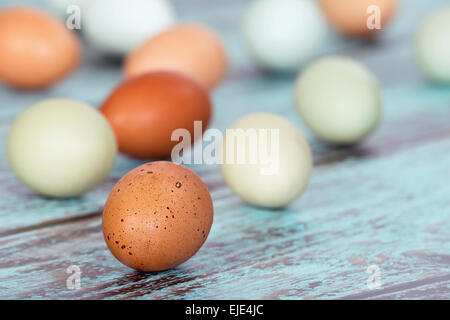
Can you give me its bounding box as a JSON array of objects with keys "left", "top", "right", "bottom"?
[
  {"left": 0, "top": 6, "right": 81, "bottom": 89},
  {"left": 102, "top": 161, "right": 214, "bottom": 272},
  {"left": 319, "top": 0, "right": 397, "bottom": 37},
  {"left": 124, "top": 24, "right": 228, "bottom": 89}
]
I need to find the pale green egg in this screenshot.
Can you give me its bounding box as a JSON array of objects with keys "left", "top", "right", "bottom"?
[
  {"left": 7, "top": 99, "right": 117, "bottom": 198},
  {"left": 415, "top": 7, "right": 450, "bottom": 84},
  {"left": 295, "top": 56, "right": 382, "bottom": 145}
]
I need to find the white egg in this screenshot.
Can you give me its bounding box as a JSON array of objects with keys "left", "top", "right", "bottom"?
[
  {"left": 295, "top": 56, "right": 382, "bottom": 145},
  {"left": 83, "top": 0, "right": 176, "bottom": 56},
  {"left": 242, "top": 0, "right": 327, "bottom": 72},
  {"left": 415, "top": 7, "right": 450, "bottom": 83},
  {"left": 44, "top": 0, "right": 87, "bottom": 16},
  {"left": 7, "top": 99, "right": 117, "bottom": 198},
  {"left": 220, "top": 113, "right": 312, "bottom": 209}
]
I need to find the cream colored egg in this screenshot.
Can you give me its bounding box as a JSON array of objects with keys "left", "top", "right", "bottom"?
[
  {"left": 7, "top": 99, "right": 117, "bottom": 198},
  {"left": 415, "top": 7, "right": 450, "bottom": 84},
  {"left": 243, "top": 0, "right": 327, "bottom": 72},
  {"left": 295, "top": 56, "right": 382, "bottom": 145},
  {"left": 220, "top": 113, "right": 312, "bottom": 209},
  {"left": 83, "top": 0, "right": 176, "bottom": 56}
]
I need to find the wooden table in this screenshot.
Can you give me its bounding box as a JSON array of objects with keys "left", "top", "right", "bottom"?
[{"left": 0, "top": 0, "right": 449, "bottom": 299}]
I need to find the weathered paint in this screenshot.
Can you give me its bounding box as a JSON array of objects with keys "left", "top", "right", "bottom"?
[{"left": 0, "top": 0, "right": 449, "bottom": 299}]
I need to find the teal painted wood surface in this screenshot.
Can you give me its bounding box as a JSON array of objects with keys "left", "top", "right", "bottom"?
[{"left": 0, "top": 0, "right": 449, "bottom": 299}]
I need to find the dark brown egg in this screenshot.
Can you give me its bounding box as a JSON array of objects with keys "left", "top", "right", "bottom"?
[
  {"left": 100, "top": 71, "right": 212, "bottom": 159},
  {"left": 102, "top": 161, "right": 213, "bottom": 272}
]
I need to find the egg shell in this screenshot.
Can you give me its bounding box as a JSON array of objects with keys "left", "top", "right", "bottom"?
[
  {"left": 295, "top": 56, "right": 382, "bottom": 145},
  {"left": 0, "top": 6, "right": 81, "bottom": 89},
  {"left": 7, "top": 99, "right": 117, "bottom": 198},
  {"left": 100, "top": 71, "right": 212, "bottom": 159},
  {"left": 124, "top": 24, "right": 228, "bottom": 89},
  {"left": 242, "top": 0, "right": 327, "bottom": 72},
  {"left": 415, "top": 7, "right": 450, "bottom": 84},
  {"left": 102, "top": 161, "right": 214, "bottom": 272},
  {"left": 220, "top": 113, "right": 312, "bottom": 209},
  {"left": 319, "top": 0, "right": 397, "bottom": 37},
  {"left": 83, "top": 0, "right": 175, "bottom": 56}
]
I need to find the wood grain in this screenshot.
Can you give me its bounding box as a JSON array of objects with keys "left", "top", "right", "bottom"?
[
  {"left": 1, "top": 131, "right": 449, "bottom": 299},
  {"left": 0, "top": 0, "right": 449, "bottom": 299}
]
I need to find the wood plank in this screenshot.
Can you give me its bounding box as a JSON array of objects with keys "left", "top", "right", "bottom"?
[
  {"left": 1, "top": 133, "right": 449, "bottom": 299},
  {"left": 0, "top": 0, "right": 449, "bottom": 299}
]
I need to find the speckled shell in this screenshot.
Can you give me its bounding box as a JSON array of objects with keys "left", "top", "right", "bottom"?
[{"left": 102, "top": 161, "right": 213, "bottom": 272}]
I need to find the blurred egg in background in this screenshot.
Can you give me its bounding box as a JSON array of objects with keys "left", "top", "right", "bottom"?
[
  {"left": 124, "top": 24, "right": 228, "bottom": 90},
  {"left": 83, "top": 0, "right": 176, "bottom": 56},
  {"left": 0, "top": 6, "right": 81, "bottom": 89},
  {"left": 319, "top": 0, "right": 397, "bottom": 37},
  {"left": 242, "top": 0, "right": 327, "bottom": 72},
  {"left": 415, "top": 6, "right": 450, "bottom": 84},
  {"left": 295, "top": 56, "right": 382, "bottom": 145}
]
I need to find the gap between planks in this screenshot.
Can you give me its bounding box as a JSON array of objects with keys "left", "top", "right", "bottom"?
[{"left": 0, "top": 210, "right": 102, "bottom": 238}]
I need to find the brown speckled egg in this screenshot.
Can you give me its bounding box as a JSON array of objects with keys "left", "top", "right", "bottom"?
[{"left": 102, "top": 161, "right": 213, "bottom": 272}]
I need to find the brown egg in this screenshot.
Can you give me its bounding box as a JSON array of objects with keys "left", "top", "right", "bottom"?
[
  {"left": 102, "top": 161, "right": 214, "bottom": 272},
  {"left": 100, "top": 71, "right": 212, "bottom": 159},
  {"left": 124, "top": 24, "right": 228, "bottom": 90},
  {"left": 319, "top": 0, "right": 397, "bottom": 37},
  {"left": 0, "top": 6, "right": 81, "bottom": 89}
]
